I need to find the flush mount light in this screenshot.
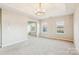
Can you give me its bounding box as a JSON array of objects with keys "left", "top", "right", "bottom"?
[{"left": 35, "top": 3, "right": 46, "bottom": 16}]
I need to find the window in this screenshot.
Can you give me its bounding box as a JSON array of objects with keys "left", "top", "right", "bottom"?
[
  {"left": 56, "top": 21, "right": 64, "bottom": 34},
  {"left": 42, "top": 22, "right": 48, "bottom": 32}
]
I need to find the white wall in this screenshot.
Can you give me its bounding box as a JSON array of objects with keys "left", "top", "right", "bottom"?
[
  {"left": 2, "top": 8, "right": 35, "bottom": 47},
  {"left": 74, "top": 8, "right": 79, "bottom": 51},
  {"left": 40, "top": 15, "right": 73, "bottom": 41},
  {"left": 0, "top": 8, "right": 2, "bottom": 47}
]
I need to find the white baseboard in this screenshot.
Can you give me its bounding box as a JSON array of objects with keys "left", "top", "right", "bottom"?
[{"left": 2, "top": 39, "right": 28, "bottom": 48}]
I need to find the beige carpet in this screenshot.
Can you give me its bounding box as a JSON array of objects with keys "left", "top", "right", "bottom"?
[{"left": 0, "top": 36, "right": 78, "bottom": 55}]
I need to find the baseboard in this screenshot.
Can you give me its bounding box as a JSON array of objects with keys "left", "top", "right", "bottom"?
[
  {"left": 2, "top": 39, "right": 28, "bottom": 48},
  {"left": 40, "top": 36, "right": 73, "bottom": 42}
]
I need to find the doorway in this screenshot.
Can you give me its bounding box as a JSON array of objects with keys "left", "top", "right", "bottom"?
[{"left": 27, "top": 21, "right": 37, "bottom": 37}]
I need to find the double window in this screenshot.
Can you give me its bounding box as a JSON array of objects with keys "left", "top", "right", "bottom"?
[{"left": 56, "top": 21, "right": 64, "bottom": 34}]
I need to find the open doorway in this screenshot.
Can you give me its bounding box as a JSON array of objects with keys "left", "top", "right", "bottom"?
[{"left": 27, "top": 21, "right": 37, "bottom": 37}]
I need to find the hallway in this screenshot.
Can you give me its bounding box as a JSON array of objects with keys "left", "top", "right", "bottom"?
[{"left": 0, "top": 37, "right": 78, "bottom": 55}]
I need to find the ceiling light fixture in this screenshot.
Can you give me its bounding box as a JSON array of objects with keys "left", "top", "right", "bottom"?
[{"left": 35, "top": 3, "right": 46, "bottom": 16}]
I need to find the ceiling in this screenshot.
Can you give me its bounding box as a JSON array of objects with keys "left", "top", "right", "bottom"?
[{"left": 0, "top": 3, "right": 79, "bottom": 20}]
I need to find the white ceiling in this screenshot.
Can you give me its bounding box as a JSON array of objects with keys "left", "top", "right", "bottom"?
[{"left": 0, "top": 3, "right": 79, "bottom": 20}]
